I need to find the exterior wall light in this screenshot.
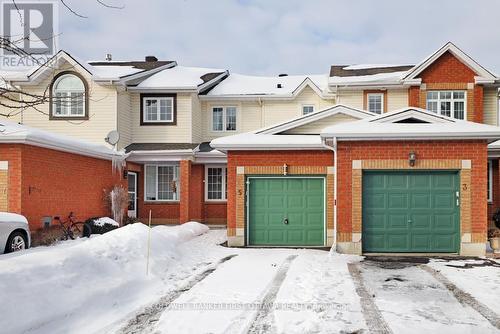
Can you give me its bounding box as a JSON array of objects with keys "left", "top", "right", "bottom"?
[
  {"left": 409, "top": 151, "right": 416, "bottom": 167},
  {"left": 283, "top": 163, "right": 288, "bottom": 175}
]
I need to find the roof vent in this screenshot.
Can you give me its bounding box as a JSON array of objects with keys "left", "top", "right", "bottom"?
[
  {"left": 278, "top": 73, "right": 288, "bottom": 77},
  {"left": 277, "top": 83, "right": 283, "bottom": 88},
  {"left": 105, "top": 53, "right": 112, "bottom": 61},
  {"left": 145, "top": 56, "right": 158, "bottom": 62}
]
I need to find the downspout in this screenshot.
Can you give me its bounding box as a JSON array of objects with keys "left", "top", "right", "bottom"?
[{"left": 322, "top": 136, "right": 337, "bottom": 252}]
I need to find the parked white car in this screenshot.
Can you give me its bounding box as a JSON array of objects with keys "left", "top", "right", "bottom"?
[{"left": 0, "top": 212, "right": 31, "bottom": 254}]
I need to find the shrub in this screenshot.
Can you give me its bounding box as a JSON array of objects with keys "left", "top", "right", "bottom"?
[
  {"left": 488, "top": 229, "right": 500, "bottom": 239},
  {"left": 84, "top": 217, "right": 119, "bottom": 237}
]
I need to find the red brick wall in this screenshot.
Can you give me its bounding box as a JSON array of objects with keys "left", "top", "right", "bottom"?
[
  {"left": 336, "top": 140, "right": 488, "bottom": 236},
  {"left": 0, "top": 145, "right": 22, "bottom": 213},
  {"left": 419, "top": 51, "right": 476, "bottom": 83},
  {"left": 1, "top": 144, "right": 125, "bottom": 230},
  {"left": 408, "top": 86, "right": 420, "bottom": 107},
  {"left": 227, "top": 150, "right": 334, "bottom": 229}
]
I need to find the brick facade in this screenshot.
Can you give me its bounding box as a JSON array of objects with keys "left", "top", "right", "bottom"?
[
  {"left": 407, "top": 51, "right": 484, "bottom": 123},
  {"left": 1, "top": 144, "right": 125, "bottom": 230},
  {"left": 336, "top": 140, "right": 488, "bottom": 255}
]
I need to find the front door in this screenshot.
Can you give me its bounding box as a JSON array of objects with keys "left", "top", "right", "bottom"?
[{"left": 127, "top": 172, "right": 137, "bottom": 218}]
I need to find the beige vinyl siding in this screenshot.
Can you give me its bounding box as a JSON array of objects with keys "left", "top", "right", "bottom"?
[
  {"left": 0, "top": 63, "right": 118, "bottom": 146},
  {"left": 387, "top": 89, "right": 409, "bottom": 112},
  {"left": 117, "top": 90, "right": 132, "bottom": 149},
  {"left": 201, "top": 100, "right": 262, "bottom": 141},
  {"left": 284, "top": 113, "right": 358, "bottom": 134},
  {"left": 262, "top": 86, "right": 335, "bottom": 126},
  {"left": 483, "top": 87, "right": 499, "bottom": 126},
  {"left": 191, "top": 94, "right": 202, "bottom": 143},
  {"left": 336, "top": 90, "right": 363, "bottom": 110},
  {"left": 130, "top": 92, "right": 192, "bottom": 143}
]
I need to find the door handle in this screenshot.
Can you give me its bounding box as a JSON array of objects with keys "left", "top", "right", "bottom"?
[
  {"left": 283, "top": 218, "right": 289, "bottom": 225},
  {"left": 407, "top": 219, "right": 412, "bottom": 224}
]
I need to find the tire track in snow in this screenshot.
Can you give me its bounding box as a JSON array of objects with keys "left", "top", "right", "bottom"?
[
  {"left": 117, "top": 254, "right": 238, "bottom": 334},
  {"left": 348, "top": 263, "right": 393, "bottom": 334},
  {"left": 421, "top": 264, "right": 500, "bottom": 330},
  {"left": 245, "top": 254, "right": 298, "bottom": 334}
]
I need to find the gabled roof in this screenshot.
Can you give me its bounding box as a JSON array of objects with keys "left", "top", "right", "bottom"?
[
  {"left": 321, "top": 107, "right": 500, "bottom": 142},
  {"left": 402, "top": 42, "right": 498, "bottom": 84},
  {"left": 257, "top": 104, "right": 375, "bottom": 135},
  {"left": 202, "top": 73, "right": 330, "bottom": 99}
]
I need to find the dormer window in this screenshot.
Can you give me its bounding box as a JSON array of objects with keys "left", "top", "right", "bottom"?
[
  {"left": 302, "top": 105, "right": 315, "bottom": 115},
  {"left": 50, "top": 72, "right": 88, "bottom": 119}
]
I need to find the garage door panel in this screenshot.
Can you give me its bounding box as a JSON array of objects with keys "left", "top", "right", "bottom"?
[
  {"left": 249, "top": 178, "right": 324, "bottom": 246},
  {"left": 363, "top": 171, "right": 459, "bottom": 253}
]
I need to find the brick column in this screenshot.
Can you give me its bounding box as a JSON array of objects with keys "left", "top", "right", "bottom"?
[{"left": 179, "top": 160, "right": 191, "bottom": 223}]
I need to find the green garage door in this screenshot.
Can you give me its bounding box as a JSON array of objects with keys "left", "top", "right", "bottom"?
[
  {"left": 363, "top": 171, "right": 460, "bottom": 253},
  {"left": 248, "top": 177, "right": 324, "bottom": 246}
]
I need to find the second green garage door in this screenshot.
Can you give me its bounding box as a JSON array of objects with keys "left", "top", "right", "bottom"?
[
  {"left": 362, "top": 171, "right": 460, "bottom": 253},
  {"left": 248, "top": 177, "right": 325, "bottom": 246}
]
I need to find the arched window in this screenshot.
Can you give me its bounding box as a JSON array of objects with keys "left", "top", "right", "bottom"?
[{"left": 51, "top": 73, "right": 87, "bottom": 118}]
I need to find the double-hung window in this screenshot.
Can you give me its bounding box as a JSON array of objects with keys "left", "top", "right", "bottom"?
[
  {"left": 212, "top": 106, "right": 237, "bottom": 131},
  {"left": 426, "top": 91, "right": 466, "bottom": 120},
  {"left": 205, "top": 166, "right": 227, "bottom": 201},
  {"left": 302, "top": 105, "right": 315, "bottom": 115},
  {"left": 367, "top": 93, "right": 384, "bottom": 114},
  {"left": 145, "top": 165, "right": 179, "bottom": 201},
  {"left": 142, "top": 96, "right": 175, "bottom": 124},
  {"left": 488, "top": 160, "right": 493, "bottom": 203}
]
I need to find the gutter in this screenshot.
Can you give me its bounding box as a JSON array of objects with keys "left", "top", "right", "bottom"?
[{"left": 321, "top": 136, "right": 337, "bottom": 252}]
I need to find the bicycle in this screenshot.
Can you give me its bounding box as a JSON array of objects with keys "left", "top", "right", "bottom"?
[{"left": 54, "top": 212, "right": 90, "bottom": 240}]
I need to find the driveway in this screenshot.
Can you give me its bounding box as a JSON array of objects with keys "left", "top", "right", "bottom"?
[{"left": 116, "top": 235, "right": 500, "bottom": 334}]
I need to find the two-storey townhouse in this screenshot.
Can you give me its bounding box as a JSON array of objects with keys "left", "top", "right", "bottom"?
[{"left": 211, "top": 42, "right": 500, "bottom": 256}]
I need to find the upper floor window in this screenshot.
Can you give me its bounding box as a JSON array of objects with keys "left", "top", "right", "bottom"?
[
  {"left": 302, "top": 105, "right": 315, "bottom": 115},
  {"left": 212, "top": 106, "right": 237, "bottom": 132},
  {"left": 426, "top": 91, "right": 466, "bottom": 120},
  {"left": 51, "top": 73, "right": 87, "bottom": 119},
  {"left": 367, "top": 93, "right": 384, "bottom": 114},
  {"left": 145, "top": 165, "right": 179, "bottom": 201},
  {"left": 140, "top": 94, "right": 177, "bottom": 125}
]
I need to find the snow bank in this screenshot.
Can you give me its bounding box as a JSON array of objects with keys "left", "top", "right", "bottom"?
[
  {"left": 0, "top": 222, "right": 209, "bottom": 334},
  {"left": 93, "top": 217, "right": 119, "bottom": 226}
]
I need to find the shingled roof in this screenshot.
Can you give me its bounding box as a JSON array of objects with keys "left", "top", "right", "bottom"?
[
  {"left": 329, "top": 65, "right": 414, "bottom": 77},
  {"left": 88, "top": 60, "right": 175, "bottom": 72}
]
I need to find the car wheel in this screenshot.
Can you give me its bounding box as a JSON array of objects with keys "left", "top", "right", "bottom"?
[{"left": 5, "top": 231, "right": 27, "bottom": 253}]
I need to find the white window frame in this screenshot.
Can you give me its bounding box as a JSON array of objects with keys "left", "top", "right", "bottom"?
[
  {"left": 488, "top": 160, "right": 493, "bottom": 203},
  {"left": 52, "top": 74, "right": 86, "bottom": 117},
  {"left": 302, "top": 104, "right": 315, "bottom": 115},
  {"left": 142, "top": 97, "right": 174, "bottom": 123},
  {"left": 211, "top": 106, "right": 237, "bottom": 132},
  {"left": 367, "top": 93, "right": 384, "bottom": 114},
  {"left": 205, "top": 165, "right": 227, "bottom": 201},
  {"left": 144, "top": 164, "right": 180, "bottom": 202},
  {"left": 426, "top": 90, "right": 467, "bottom": 120}
]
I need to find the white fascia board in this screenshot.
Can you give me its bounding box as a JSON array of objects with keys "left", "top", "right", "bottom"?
[
  {"left": 126, "top": 149, "right": 194, "bottom": 163},
  {"left": 126, "top": 87, "right": 198, "bottom": 93},
  {"left": 293, "top": 78, "right": 323, "bottom": 96},
  {"left": 0, "top": 136, "right": 123, "bottom": 161},
  {"left": 320, "top": 132, "right": 500, "bottom": 142},
  {"left": 475, "top": 76, "right": 496, "bottom": 85},
  {"left": 328, "top": 81, "right": 404, "bottom": 89},
  {"left": 197, "top": 71, "right": 230, "bottom": 93},
  {"left": 210, "top": 143, "right": 324, "bottom": 151},
  {"left": 199, "top": 94, "right": 296, "bottom": 101},
  {"left": 119, "top": 62, "right": 177, "bottom": 85}
]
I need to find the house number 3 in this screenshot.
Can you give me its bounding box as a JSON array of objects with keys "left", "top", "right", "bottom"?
[{"left": 462, "top": 184, "right": 468, "bottom": 191}]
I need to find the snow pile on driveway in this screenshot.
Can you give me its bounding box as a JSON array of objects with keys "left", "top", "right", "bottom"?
[{"left": 0, "top": 222, "right": 209, "bottom": 334}]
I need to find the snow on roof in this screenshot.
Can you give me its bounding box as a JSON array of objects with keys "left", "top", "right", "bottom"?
[
  {"left": 329, "top": 71, "right": 408, "bottom": 85},
  {"left": 210, "top": 133, "right": 322, "bottom": 150},
  {"left": 342, "top": 64, "right": 412, "bottom": 70},
  {"left": 206, "top": 73, "right": 328, "bottom": 97},
  {"left": 0, "top": 120, "right": 124, "bottom": 160},
  {"left": 89, "top": 65, "right": 144, "bottom": 79},
  {"left": 321, "top": 108, "right": 500, "bottom": 142},
  {"left": 136, "top": 66, "right": 226, "bottom": 90}
]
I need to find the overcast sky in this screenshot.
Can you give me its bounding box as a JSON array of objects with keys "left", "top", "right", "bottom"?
[{"left": 59, "top": 0, "right": 500, "bottom": 76}]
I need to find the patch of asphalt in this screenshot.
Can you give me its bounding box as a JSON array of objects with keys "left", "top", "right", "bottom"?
[
  {"left": 245, "top": 254, "right": 298, "bottom": 334},
  {"left": 443, "top": 258, "right": 500, "bottom": 269},
  {"left": 117, "top": 254, "right": 238, "bottom": 334},
  {"left": 421, "top": 265, "right": 500, "bottom": 330},
  {"left": 347, "top": 263, "right": 393, "bottom": 334}
]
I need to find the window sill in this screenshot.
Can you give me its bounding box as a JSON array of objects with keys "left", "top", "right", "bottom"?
[
  {"left": 144, "top": 200, "right": 180, "bottom": 204},
  {"left": 205, "top": 200, "right": 228, "bottom": 203},
  {"left": 49, "top": 115, "right": 89, "bottom": 121},
  {"left": 140, "top": 122, "right": 176, "bottom": 126}
]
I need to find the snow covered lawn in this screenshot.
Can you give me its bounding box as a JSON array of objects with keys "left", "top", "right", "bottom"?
[{"left": 0, "top": 226, "right": 498, "bottom": 334}]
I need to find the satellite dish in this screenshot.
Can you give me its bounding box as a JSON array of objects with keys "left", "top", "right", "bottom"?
[{"left": 105, "top": 130, "right": 120, "bottom": 145}]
